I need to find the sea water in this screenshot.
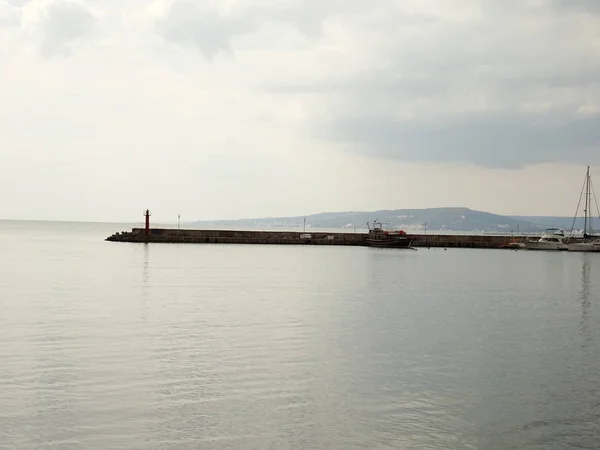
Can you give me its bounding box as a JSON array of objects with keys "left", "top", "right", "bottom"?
[{"left": 1, "top": 221, "right": 599, "bottom": 449}]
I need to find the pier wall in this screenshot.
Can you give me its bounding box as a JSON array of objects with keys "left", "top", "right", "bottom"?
[
  {"left": 107, "top": 228, "right": 365, "bottom": 245},
  {"left": 106, "top": 228, "right": 536, "bottom": 249},
  {"left": 410, "top": 234, "right": 531, "bottom": 248}
]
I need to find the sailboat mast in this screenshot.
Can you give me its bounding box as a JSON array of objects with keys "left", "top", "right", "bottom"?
[{"left": 584, "top": 166, "right": 590, "bottom": 238}]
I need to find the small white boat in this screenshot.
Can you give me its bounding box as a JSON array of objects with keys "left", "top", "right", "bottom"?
[
  {"left": 568, "top": 239, "right": 600, "bottom": 252},
  {"left": 524, "top": 228, "right": 569, "bottom": 251}
]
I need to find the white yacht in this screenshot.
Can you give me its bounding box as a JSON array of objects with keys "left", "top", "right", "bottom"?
[
  {"left": 524, "top": 228, "right": 569, "bottom": 251},
  {"left": 568, "top": 239, "right": 600, "bottom": 252}
]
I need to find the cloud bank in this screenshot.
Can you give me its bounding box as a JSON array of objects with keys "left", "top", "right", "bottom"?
[{"left": 1, "top": 0, "right": 600, "bottom": 220}]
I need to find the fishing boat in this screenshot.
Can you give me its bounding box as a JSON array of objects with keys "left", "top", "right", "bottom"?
[
  {"left": 567, "top": 166, "right": 600, "bottom": 252},
  {"left": 365, "top": 220, "right": 413, "bottom": 248}
]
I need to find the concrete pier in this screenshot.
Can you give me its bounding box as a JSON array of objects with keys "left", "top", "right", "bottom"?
[
  {"left": 410, "top": 233, "right": 531, "bottom": 249},
  {"left": 106, "top": 228, "right": 536, "bottom": 249}
]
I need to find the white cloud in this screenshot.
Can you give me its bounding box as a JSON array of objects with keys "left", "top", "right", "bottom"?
[
  {"left": 20, "top": 0, "right": 96, "bottom": 55},
  {"left": 147, "top": 0, "right": 258, "bottom": 59},
  {"left": 0, "top": 0, "right": 21, "bottom": 26},
  {"left": 575, "top": 104, "right": 600, "bottom": 118}
]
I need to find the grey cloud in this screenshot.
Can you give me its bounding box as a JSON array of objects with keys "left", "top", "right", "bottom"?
[
  {"left": 148, "top": 0, "right": 600, "bottom": 167},
  {"left": 152, "top": 0, "right": 600, "bottom": 54},
  {"left": 320, "top": 113, "right": 600, "bottom": 169},
  {"left": 152, "top": 0, "right": 385, "bottom": 55},
  {"left": 261, "top": 0, "right": 600, "bottom": 168},
  {"left": 154, "top": 0, "right": 257, "bottom": 59},
  {"left": 33, "top": 0, "right": 95, "bottom": 56},
  {"left": 548, "top": 0, "right": 600, "bottom": 14},
  {"left": 251, "top": 0, "right": 380, "bottom": 38}
]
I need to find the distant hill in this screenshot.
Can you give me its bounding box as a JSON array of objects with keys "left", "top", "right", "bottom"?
[
  {"left": 511, "top": 216, "right": 599, "bottom": 232},
  {"left": 190, "top": 207, "right": 560, "bottom": 233}
]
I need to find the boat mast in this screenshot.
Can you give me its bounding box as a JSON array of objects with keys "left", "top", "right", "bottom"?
[{"left": 584, "top": 166, "right": 590, "bottom": 239}]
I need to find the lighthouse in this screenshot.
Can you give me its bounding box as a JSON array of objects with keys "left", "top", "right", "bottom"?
[{"left": 144, "top": 209, "right": 151, "bottom": 237}]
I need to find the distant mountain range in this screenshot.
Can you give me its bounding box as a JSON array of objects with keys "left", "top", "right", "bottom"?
[
  {"left": 190, "top": 207, "right": 597, "bottom": 233},
  {"left": 509, "top": 216, "right": 587, "bottom": 230}
]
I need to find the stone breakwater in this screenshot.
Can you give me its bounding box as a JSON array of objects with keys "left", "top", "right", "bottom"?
[{"left": 105, "top": 228, "right": 535, "bottom": 249}]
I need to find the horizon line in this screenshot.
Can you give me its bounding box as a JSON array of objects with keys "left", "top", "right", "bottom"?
[{"left": 0, "top": 207, "right": 583, "bottom": 225}]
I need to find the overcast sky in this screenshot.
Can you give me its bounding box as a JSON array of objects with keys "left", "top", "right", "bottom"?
[{"left": 1, "top": 0, "right": 599, "bottom": 222}]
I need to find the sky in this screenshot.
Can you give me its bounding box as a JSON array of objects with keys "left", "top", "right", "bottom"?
[{"left": 1, "top": 0, "right": 599, "bottom": 222}]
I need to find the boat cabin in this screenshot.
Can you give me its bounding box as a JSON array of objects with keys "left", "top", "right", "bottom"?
[{"left": 367, "top": 220, "right": 407, "bottom": 238}]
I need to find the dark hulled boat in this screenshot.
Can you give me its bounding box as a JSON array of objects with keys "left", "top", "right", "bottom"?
[{"left": 365, "top": 221, "right": 413, "bottom": 248}]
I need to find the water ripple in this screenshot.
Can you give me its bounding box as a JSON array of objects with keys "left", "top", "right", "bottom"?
[{"left": 1, "top": 226, "right": 600, "bottom": 449}]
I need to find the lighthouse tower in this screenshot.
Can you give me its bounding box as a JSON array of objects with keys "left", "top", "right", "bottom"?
[{"left": 144, "top": 209, "right": 151, "bottom": 237}]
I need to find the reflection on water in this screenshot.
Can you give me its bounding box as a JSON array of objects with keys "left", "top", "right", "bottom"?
[
  {"left": 0, "top": 222, "right": 599, "bottom": 449},
  {"left": 142, "top": 243, "right": 150, "bottom": 283},
  {"left": 579, "top": 254, "right": 592, "bottom": 346}
]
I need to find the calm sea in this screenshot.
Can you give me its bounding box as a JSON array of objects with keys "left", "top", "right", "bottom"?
[{"left": 1, "top": 220, "right": 599, "bottom": 449}]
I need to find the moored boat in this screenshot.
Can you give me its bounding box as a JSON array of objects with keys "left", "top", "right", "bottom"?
[
  {"left": 501, "top": 241, "right": 526, "bottom": 250},
  {"left": 568, "top": 240, "right": 600, "bottom": 252},
  {"left": 567, "top": 166, "right": 600, "bottom": 252},
  {"left": 524, "top": 228, "right": 569, "bottom": 251},
  {"left": 365, "top": 220, "right": 413, "bottom": 248}
]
